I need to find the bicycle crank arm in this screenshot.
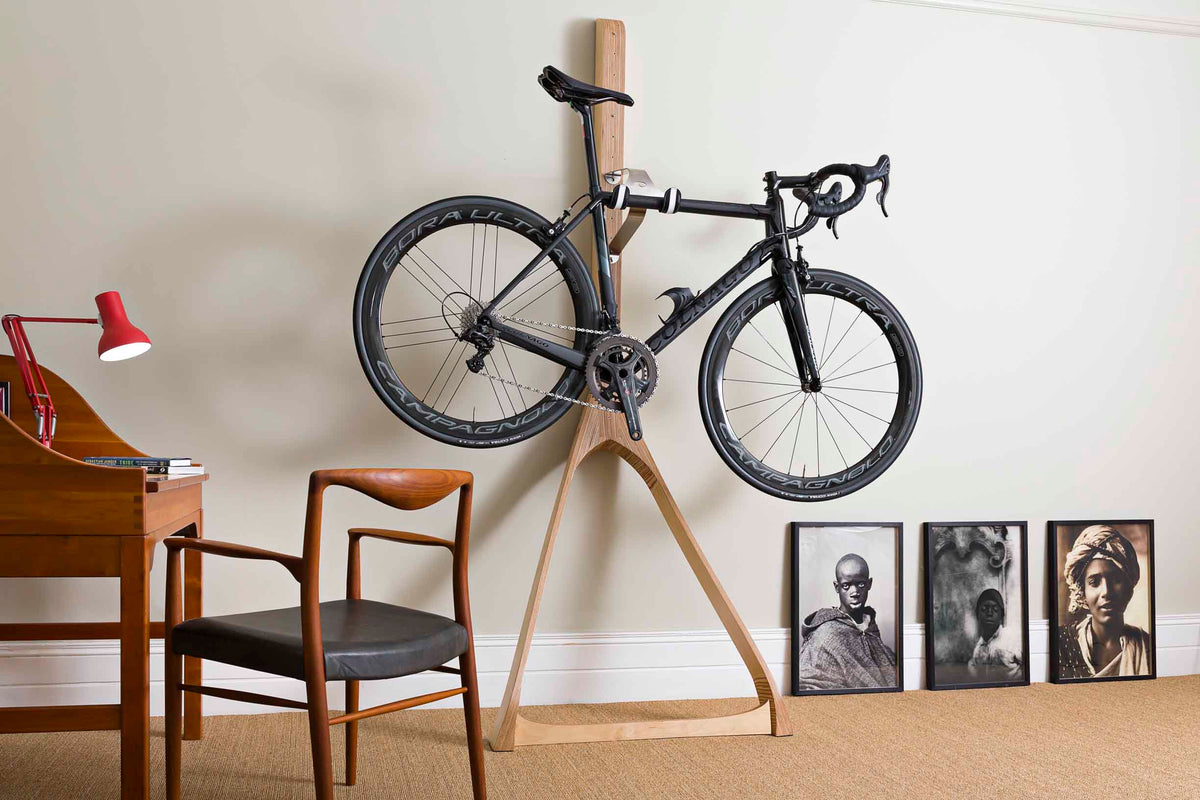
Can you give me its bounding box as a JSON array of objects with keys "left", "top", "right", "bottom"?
[{"left": 614, "top": 371, "right": 644, "bottom": 441}]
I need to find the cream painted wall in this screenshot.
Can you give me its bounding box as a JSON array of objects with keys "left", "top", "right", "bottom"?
[{"left": 2, "top": 1, "right": 1198, "bottom": 641}]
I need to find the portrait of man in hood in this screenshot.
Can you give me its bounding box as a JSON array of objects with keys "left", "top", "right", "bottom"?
[{"left": 791, "top": 524, "right": 902, "bottom": 695}]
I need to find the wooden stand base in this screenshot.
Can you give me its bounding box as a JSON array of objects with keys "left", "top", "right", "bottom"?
[{"left": 489, "top": 403, "right": 791, "bottom": 750}]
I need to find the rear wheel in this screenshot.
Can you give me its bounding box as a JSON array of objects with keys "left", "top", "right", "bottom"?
[
  {"left": 698, "top": 269, "right": 921, "bottom": 501},
  {"left": 354, "top": 196, "right": 602, "bottom": 448}
]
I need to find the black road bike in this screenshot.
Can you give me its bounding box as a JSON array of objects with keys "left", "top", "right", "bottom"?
[{"left": 354, "top": 66, "right": 922, "bottom": 501}]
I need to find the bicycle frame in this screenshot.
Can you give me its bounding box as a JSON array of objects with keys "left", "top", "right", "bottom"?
[{"left": 478, "top": 102, "right": 821, "bottom": 386}]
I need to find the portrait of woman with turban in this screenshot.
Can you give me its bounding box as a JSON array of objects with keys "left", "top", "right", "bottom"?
[{"left": 1051, "top": 521, "right": 1155, "bottom": 682}]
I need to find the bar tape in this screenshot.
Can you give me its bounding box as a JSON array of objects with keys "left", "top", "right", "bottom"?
[
  {"left": 612, "top": 184, "right": 629, "bottom": 210},
  {"left": 662, "top": 187, "right": 681, "bottom": 214}
]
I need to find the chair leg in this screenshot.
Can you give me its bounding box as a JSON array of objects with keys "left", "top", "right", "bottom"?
[
  {"left": 345, "top": 680, "right": 359, "bottom": 786},
  {"left": 305, "top": 677, "right": 335, "bottom": 800},
  {"left": 459, "top": 649, "right": 487, "bottom": 800},
  {"left": 165, "top": 644, "right": 183, "bottom": 800}
]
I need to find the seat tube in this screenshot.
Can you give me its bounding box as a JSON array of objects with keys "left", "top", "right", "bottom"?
[{"left": 577, "top": 104, "right": 618, "bottom": 322}]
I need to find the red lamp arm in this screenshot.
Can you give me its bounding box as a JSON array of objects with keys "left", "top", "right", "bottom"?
[{"left": 2, "top": 314, "right": 99, "bottom": 446}]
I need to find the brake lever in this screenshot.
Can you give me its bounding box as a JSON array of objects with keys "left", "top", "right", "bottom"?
[
  {"left": 827, "top": 215, "right": 839, "bottom": 239},
  {"left": 876, "top": 173, "right": 890, "bottom": 218}
]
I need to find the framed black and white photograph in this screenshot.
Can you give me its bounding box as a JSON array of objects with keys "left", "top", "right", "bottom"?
[
  {"left": 1049, "top": 520, "right": 1155, "bottom": 684},
  {"left": 923, "top": 522, "right": 1030, "bottom": 691},
  {"left": 0, "top": 380, "right": 8, "bottom": 417},
  {"left": 790, "top": 522, "right": 903, "bottom": 696}
]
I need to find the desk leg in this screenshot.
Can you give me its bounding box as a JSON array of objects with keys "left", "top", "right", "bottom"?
[
  {"left": 183, "top": 511, "right": 203, "bottom": 741},
  {"left": 120, "top": 538, "right": 150, "bottom": 800}
]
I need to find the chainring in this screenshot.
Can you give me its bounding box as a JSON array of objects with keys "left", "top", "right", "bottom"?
[{"left": 585, "top": 335, "right": 658, "bottom": 411}]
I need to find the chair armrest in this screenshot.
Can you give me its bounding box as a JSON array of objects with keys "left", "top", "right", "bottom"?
[
  {"left": 347, "top": 528, "right": 454, "bottom": 551},
  {"left": 164, "top": 537, "right": 304, "bottom": 581}
]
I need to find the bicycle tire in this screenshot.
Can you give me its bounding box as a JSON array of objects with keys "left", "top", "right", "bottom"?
[
  {"left": 354, "top": 196, "right": 602, "bottom": 448},
  {"left": 698, "top": 270, "right": 921, "bottom": 501}
]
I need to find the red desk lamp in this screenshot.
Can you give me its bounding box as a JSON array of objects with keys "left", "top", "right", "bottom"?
[{"left": 2, "top": 291, "right": 151, "bottom": 447}]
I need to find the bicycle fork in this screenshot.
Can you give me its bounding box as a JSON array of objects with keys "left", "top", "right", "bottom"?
[{"left": 774, "top": 255, "right": 822, "bottom": 391}]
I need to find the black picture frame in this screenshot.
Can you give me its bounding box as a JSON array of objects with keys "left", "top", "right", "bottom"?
[
  {"left": 0, "top": 380, "right": 8, "bottom": 417},
  {"left": 1048, "top": 519, "right": 1156, "bottom": 684},
  {"left": 922, "top": 521, "right": 1030, "bottom": 691},
  {"left": 790, "top": 522, "right": 904, "bottom": 696}
]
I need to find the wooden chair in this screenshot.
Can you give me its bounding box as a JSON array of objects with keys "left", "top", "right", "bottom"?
[{"left": 162, "top": 468, "right": 485, "bottom": 800}]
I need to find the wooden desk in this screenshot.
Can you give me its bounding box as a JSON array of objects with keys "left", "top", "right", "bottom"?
[{"left": 0, "top": 354, "right": 204, "bottom": 800}]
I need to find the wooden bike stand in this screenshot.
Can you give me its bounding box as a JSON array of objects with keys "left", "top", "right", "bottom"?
[{"left": 488, "top": 19, "right": 791, "bottom": 751}]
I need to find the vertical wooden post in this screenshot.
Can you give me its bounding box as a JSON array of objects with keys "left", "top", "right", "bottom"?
[
  {"left": 593, "top": 19, "right": 626, "bottom": 303},
  {"left": 489, "top": 20, "right": 791, "bottom": 752}
]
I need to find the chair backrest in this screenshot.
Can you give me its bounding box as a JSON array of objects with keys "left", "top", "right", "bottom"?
[
  {"left": 313, "top": 468, "right": 471, "bottom": 510},
  {"left": 301, "top": 468, "right": 473, "bottom": 572}
]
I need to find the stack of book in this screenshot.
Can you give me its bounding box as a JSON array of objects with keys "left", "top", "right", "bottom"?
[{"left": 83, "top": 456, "right": 203, "bottom": 476}]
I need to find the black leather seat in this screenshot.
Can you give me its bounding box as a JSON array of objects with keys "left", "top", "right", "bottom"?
[
  {"left": 539, "top": 65, "right": 634, "bottom": 107},
  {"left": 172, "top": 599, "right": 468, "bottom": 682}
]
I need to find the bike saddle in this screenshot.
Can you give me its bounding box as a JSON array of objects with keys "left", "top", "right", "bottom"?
[{"left": 539, "top": 65, "right": 634, "bottom": 107}]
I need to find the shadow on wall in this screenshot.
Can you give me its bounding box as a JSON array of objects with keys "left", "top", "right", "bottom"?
[{"left": 83, "top": 22, "right": 617, "bottom": 614}]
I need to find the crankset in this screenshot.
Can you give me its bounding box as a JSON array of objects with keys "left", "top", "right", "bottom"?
[{"left": 585, "top": 334, "right": 658, "bottom": 441}]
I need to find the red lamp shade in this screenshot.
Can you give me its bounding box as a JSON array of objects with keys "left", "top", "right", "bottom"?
[{"left": 95, "top": 291, "right": 151, "bottom": 361}]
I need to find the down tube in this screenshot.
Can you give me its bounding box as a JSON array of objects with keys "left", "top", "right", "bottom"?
[{"left": 645, "top": 248, "right": 765, "bottom": 354}]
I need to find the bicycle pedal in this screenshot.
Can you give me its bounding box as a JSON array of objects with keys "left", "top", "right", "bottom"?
[{"left": 657, "top": 287, "right": 695, "bottom": 324}]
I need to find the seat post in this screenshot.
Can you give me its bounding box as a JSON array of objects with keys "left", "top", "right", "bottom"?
[{"left": 574, "top": 102, "right": 618, "bottom": 323}]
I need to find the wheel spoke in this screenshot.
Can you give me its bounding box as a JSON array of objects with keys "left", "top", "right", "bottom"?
[
  {"left": 763, "top": 394, "right": 810, "bottom": 464},
  {"left": 385, "top": 337, "right": 459, "bottom": 350},
  {"left": 405, "top": 253, "right": 464, "bottom": 311},
  {"left": 508, "top": 276, "right": 566, "bottom": 318},
  {"left": 423, "top": 340, "right": 465, "bottom": 402},
  {"left": 818, "top": 296, "right": 835, "bottom": 364},
  {"left": 788, "top": 395, "right": 810, "bottom": 475},
  {"left": 815, "top": 396, "right": 849, "bottom": 470},
  {"left": 822, "top": 385, "right": 897, "bottom": 395},
  {"left": 397, "top": 256, "right": 460, "bottom": 312},
  {"left": 383, "top": 327, "right": 447, "bottom": 338},
  {"left": 822, "top": 392, "right": 892, "bottom": 425},
  {"left": 497, "top": 341, "right": 527, "bottom": 409},
  {"left": 496, "top": 260, "right": 557, "bottom": 310},
  {"left": 382, "top": 313, "right": 444, "bottom": 326},
  {"left": 727, "top": 389, "right": 804, "bottom": 413},
  {"left": 723, "top": 377, "right": 805, "bottom": 388},
  {"left": 469, "top": 225, "right": 477, "bottom": 301},
  {"left": 822, "top": 390, "right": 873, "bottom": 447},
  {"left": 441, "top": 360, "right": 473, "bottom": 415},
  {"left": 739, "top": 391, "right": 803, "bottom": 440},
  {"left": 749, "top": 319, "right": 797, "bottom": 378},
  {"left": 823, "top": 335, "right": 883, "bottom": 385},
  {"left": 823, "top": 361, "right": 896, "bottom": 383},
  {"left": 730, "top": 347, "right": 803, "bottom": 382},
  {"left": 412, "top": 243, "right": 468, "bottom": 297},
  {"left": 818, "top": 310, "right": 862, "bottom": 372},
  {"left": 430, "top": 342, "right": 469, "bottom": 410}
]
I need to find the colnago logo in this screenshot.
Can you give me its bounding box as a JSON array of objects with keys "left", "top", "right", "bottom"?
[
  {"left": 719, "top": 421, "right": 894, "bottom": 493},
  {"left": 647, "top": 254, "right": 760, "bottom": 351},
  {"left": 376, "top": 360, "right": 556, "bottom": 436}
]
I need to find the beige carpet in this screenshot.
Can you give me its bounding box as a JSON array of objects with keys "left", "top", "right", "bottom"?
[{"left": 2, "top": 677, "right": 1198, "bottom": 799}]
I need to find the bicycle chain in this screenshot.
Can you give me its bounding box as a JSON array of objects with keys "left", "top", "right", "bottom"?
[{"left": 480, "top": 313, "right": 657, "bottom": 414}]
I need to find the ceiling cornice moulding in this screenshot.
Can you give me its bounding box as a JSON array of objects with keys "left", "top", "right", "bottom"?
[{"left": 871, "top": 0, "right": 1200, "bottom": 37}]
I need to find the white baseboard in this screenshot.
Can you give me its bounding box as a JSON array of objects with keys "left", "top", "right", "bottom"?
[{"left": 1, "top": 615, "right": 1196, "bottom": 716}]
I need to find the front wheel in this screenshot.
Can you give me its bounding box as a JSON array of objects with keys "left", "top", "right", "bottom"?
[{"left": 698, "top": 270, "right": 922, "bottom": 501}]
